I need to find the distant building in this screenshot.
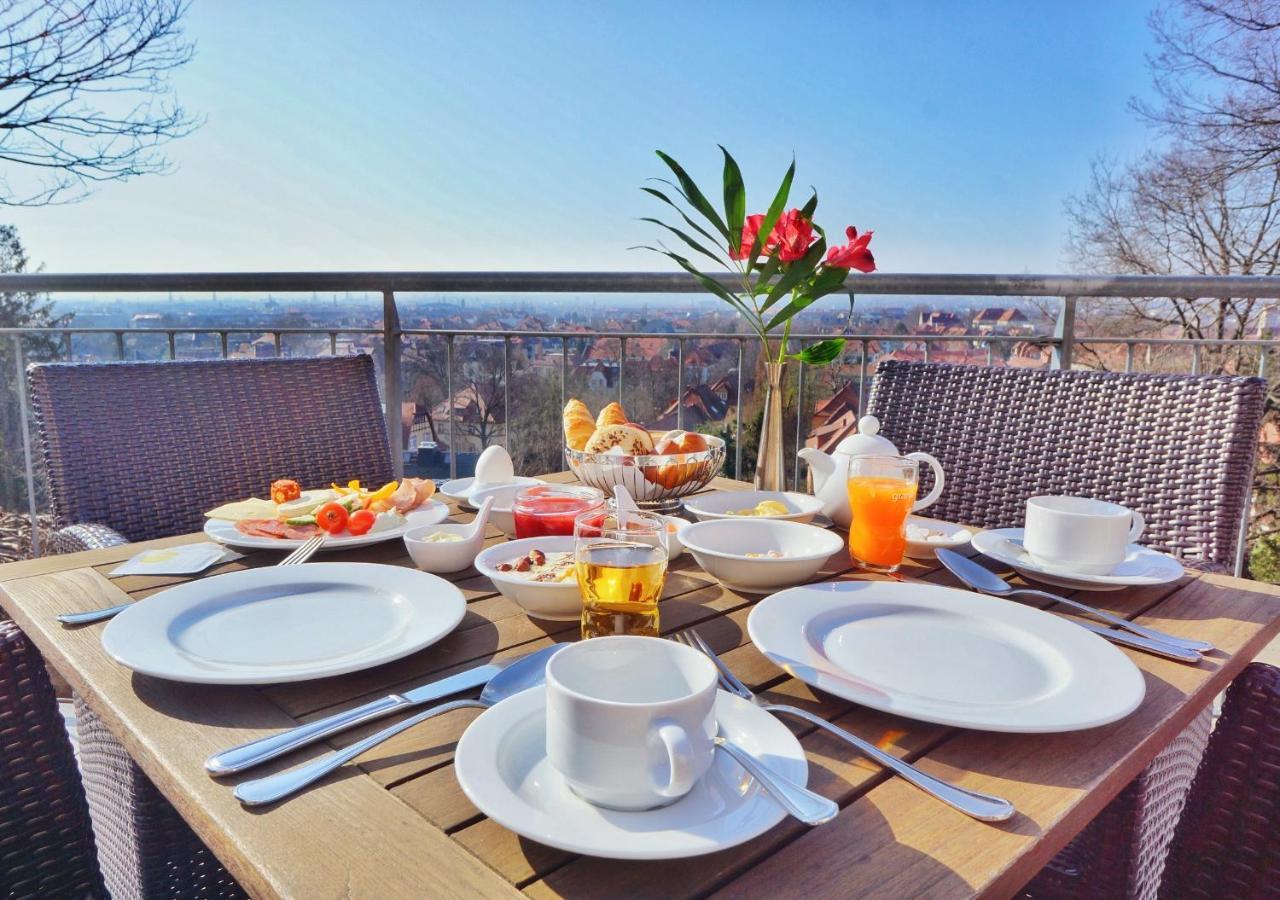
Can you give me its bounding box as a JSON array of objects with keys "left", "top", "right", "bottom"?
[
  {"left": 918, "top": 310, "right": 966, "bottom": 330},
  {"left": 972, "top": 307, "right": 1031, "bottom": 335},
  {"left": 652, "top": 384, "right": 729, "bottom": 431}
]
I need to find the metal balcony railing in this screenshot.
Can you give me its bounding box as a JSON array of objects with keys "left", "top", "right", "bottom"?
[{"left": 2, "top": 271, "right": 1278, "bottom": 572}]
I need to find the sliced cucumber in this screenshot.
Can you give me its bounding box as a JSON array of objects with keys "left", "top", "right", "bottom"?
[{"left": 285, "top": 514, "right": 317, "bottom": 526}]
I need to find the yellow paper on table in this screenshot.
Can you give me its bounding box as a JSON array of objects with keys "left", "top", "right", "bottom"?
[{"left": 204, "top": 498, "right": 279, "bottom": 521}]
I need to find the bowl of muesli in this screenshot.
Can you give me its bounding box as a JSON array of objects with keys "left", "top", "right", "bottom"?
[{"left": 474, "top": 536, "right": 582, "bottom": 621}]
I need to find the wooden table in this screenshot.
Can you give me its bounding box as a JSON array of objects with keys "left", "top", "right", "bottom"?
[{"left": 2, "top": 472, "right": 1278, "bottom": 899}]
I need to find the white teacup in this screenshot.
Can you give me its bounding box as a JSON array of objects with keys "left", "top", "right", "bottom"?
[
  {"left": 1023, "top": 495, "right": 1145, "bottom": 575},
  {"left": 545, "top": 635, "right": 717, "bottom": 811}
]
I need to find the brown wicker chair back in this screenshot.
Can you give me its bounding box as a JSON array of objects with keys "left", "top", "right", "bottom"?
[
  {"left": 1158, "top": 662, "right": 1280, "bottom": 899},
  {"left": 866, "top": 361, "right": 1267, "bottom": 570},
  {"left": 0, "top": 622, "right": 105, "bottom": 899},
  {"left": 28, "top": 356, "right": 395, "bottom": 542}
]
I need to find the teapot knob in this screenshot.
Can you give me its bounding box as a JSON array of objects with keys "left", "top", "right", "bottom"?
[{"left": 858, "top": 415, "right": 881, "bottom": 437}]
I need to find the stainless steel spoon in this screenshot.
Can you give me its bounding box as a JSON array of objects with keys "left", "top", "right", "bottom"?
[
  {"left": 712, "top": 734, "right": 838, "bottom": 825},
  {"left": 234, "top": 643, "right": 564, "bottom": 806},
  {"left": 936, "top": 549, "right": 1213, "bottom": 654}
]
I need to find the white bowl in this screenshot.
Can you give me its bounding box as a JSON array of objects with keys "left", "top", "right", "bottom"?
[
  {"left": 683, "top": 490, "right": 824, "bottom": 524},
  {"left": 679, "top": 519, "right": 845, "bottom": 593},
  {"left": 903, "top": 515, "right": 974, "bottom": 560},
  {"left": 403, "top": 522, "right": 485, "bottom": 574},
  {"left": 659, "top": 514, "right": 689, "bottom": 560},
  {"left": 474, "top": 536, "right": 582, "bottom": 621}
]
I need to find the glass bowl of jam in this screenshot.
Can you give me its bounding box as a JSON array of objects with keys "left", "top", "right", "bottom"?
[{"left": 511, "top": 484, "right": 605, "bottom": 539}]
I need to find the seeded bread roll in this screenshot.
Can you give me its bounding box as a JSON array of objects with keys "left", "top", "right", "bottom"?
[{"left": 583, "top": 423, "right": 654, "bottom": 455}]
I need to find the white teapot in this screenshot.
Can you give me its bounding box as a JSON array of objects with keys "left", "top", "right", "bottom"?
[{"left": 797, "top": 415, "right": 945, "bottom": 528}]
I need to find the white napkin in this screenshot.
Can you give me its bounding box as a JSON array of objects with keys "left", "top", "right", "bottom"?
[{"left": 109, "top": 543, "right": 243, "bottom": 577}]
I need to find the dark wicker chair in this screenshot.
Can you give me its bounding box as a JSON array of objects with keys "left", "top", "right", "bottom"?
[
  {"left": 0, "top": 621, "right": 104, "bottom": 899},
  {"left": 863, "top": 362, "right": 1270, "bottom": 899},
  {"left": 867, "top": 360, "right": 1267, "bottom": 571},
  {"left": 22, "top": 355, "right": 395, "bottom": 899}
]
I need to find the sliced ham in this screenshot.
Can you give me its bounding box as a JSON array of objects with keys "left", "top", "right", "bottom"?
[{"left": 234, "top": 519, "right": 319, "bottom": 540}]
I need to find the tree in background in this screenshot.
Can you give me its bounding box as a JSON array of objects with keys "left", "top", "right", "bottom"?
[
  {"left": 0, "top": 225, "right": 66, "bottom": 515},
  {"left": 1065, "top": 0, "right": 1280, "bottom": 577},
  {"left": 0, "top": 0, "right": 197, "bottom": 205}
]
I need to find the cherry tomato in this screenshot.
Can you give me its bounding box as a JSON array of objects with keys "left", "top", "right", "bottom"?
[
  {"left": 346, "top": 508, "right": 376, "bottom": 536},
  {"left": 315, "top": 502, "right": 350, "bottom": 535}
]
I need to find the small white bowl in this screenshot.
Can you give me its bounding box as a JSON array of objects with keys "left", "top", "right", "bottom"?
[
  {"left": 659, "top": 514, "right": 690, "bottom": 560},
  {"left": 679, "top": 519, "right": 844, "bottom": 593},
  {"left": 903, "top": 515, "right": 974, "bottom": 560},
  {"left": 403, "top": 522, "right": 484, "bottom": 574},
  {"left": 440, "top": 475, "right": 542, "bottom": 510},
  {"left": 683, "top": 490, "right": 824, "bottom": 524},
  {"left": 474, "top": 536, "right": 582, "bottom": 621}
]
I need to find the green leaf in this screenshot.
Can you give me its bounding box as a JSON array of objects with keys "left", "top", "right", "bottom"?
[
  {"left": 720, "top": 146, "right": 746, "bottom": 253},
  {"left": 762, "top": 237, "right": 827, "bottom": 311},
  {"left": 655, "top": 151, "right": 730, "bottom": 240},
  {"left": 789, "top": 338, "right": 846, "bottom": 366},
  {"left": 800, "top": 188, "right": 818, "bottom": 219},
  {"left": 745, "top": 158, "right": 795, "bottom": 274},
  {"left": 640, "top": 186, "right": 724, "bottom": 249},
  {"left": 753, "top": 253, "right": 781, "bottom": 297},
  {"left": 638, "top": 217, "right": 729, "bottom": 269},
  {"left": 645, "top": 245, "right": 755, "bottom": 321},
  {"left": 764, "top": 264, "right": 848, "bottom": 332}
]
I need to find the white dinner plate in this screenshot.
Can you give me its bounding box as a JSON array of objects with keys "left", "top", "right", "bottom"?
[
  {"left": 101, "top": 562, "right": 465, "bottom": 684},
  {"left": 747, "top": 580, "right": 1145, "bottom": 732},
  {"left": 971, "top": 528, "right": 1185, "bottom": 592},
  {"left": 454, "top": 687, "right": 807, "bottom": 859},
  {"left": 203, "top": 500, "right": 449, "bottom": 551}
]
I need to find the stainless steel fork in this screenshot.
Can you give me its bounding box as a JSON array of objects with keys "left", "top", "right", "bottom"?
[
  {"left": 673, "top": 629, "right": 1016, "bottom": 823},
  {"left": 57, "top": 534, "right": 325, "bottom": 625}
]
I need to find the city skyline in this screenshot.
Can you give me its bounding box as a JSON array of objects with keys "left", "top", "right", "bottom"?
[{"left": 8, "top": 1, "right": 1161, "bottom": 275}]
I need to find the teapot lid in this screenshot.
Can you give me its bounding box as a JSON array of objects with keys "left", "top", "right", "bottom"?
[{"left": 834, "top": 415, "right": 899, "bottom": 457}]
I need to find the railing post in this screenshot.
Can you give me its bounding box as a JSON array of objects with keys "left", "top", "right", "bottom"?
[
  {"left": 794, "top": 345, "right": 805, "bottom": 491},
  {"left": 735, "top": 338, "right": 744, "bottom": 479},
  {"left": 446, "top": 334, "right": 456, "bottom": 480},
  {"left": 858, "top": 338, "right": 868, "bottom": 417},
  {"left": 676, "top": 338, "right": 685, "bottom": 431},
  {"left": 115, "top": 331, "right": 125, "bottom": 360},
  {"left": 1052, "top": 296, "right": 1077, "bottom": 370},
  {"left": 503, "top": 336, "right": 512, "bottom": 458},
  {"left": 12, "top": 336, "right": 39, "bottom": 557},
  {"left": 382, "top": 291, "right": 404, "bottom": 478},
  {"left": 618, "top": 336, "right": 626, "bottom": 404}
]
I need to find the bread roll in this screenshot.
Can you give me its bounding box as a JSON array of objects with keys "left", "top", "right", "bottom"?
[
  {"left": 595, "top": 401, "right": 628, "bottom": 428},
  {"left": 563, "top": 399, "right": 595, "bottom": 450},
  {"left": 584, "top": 423, "right": 654, "bottom": 455}
]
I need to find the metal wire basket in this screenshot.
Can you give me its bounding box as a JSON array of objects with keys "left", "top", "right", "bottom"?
[{"left": 565, "top": 436, "right": 726, "bottom": 513}]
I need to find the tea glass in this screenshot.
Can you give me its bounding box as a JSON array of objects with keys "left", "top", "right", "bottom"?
[
  {"left": 574, "top": 508, "right": 668, "bottom": 639},
  {"left": 511, "top": 484, "right": 604, "bottom": 539},
  {"left": 846, "top": 455, "right": 925, "bottom": 573}
]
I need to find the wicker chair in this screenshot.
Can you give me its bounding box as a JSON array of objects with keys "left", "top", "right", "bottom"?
[
  {"left": 0, "top": 621, "right": 104, "bottom": 899},
  {"left": 23, "top": 355, "right": 395, "bottom": 899},
  {"left": 866, "top": 360, "right": 1267, "bottom": 571},
  {"left": 863, "top": 361, "right": 1269, "bottom": 899}
]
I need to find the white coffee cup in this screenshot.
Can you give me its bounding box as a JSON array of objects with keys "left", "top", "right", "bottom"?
[
  {"left": 1023, "top": 495, "right": 1146, "bottom": 575},
  {"left": 545, "top": 635, "right": 717, "bottom": 810}
]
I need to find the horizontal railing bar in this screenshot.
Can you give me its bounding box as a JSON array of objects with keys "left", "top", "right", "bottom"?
[{"left": 0, "top": 271, "right": 1278, "bottom": 298}]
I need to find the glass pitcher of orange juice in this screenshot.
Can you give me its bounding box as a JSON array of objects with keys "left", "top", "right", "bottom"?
[{"left": 847, "top": 456, "right": 923, "bottom": 573}]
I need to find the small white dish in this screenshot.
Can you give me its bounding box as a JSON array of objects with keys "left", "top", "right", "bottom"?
[
  {"left": 101, "top": 563, "right": 466, "bottom": 685},
  {"left": 683, "top": 490, "right": 824, "bottom": 523},
  {"left": 659, "top": 514, "right": 690, "bottom": 560},
  {"left": 747, "top": 579, "right": 1145, "bottom": 733},
  {"left": 204, "top": 500, "right": 449, "bottom": 551},
  {"left": 679, "top": 519, "right": 844, "bottom": 594},
  {"left": 474, "top": 536, "right": 581, "bottom": 620},
  {"left": 971, "top": 528, "right": 1185, "bottom": 592},
  {"left": 454, "top": 686, "right": 808, "bottom": 859},
  {"left": 403, "top": 523, "right": 483, "bottom": 574},
  {"left": 904, "top": 515, "right": 974, "bottom": 560},
  {"left": 441, "top": 475, "right": 542, "bottom": 512}
]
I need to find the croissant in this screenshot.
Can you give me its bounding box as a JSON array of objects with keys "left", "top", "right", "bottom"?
[
  {"left": 596, "top": 401, "right": 628, "bottom": 428},
  {"left": 562, "top": 399, "right": 595, "bottom": 450}
]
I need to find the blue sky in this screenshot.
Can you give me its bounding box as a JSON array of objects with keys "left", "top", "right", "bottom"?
[{"left": 13, "top": 0, "right": 1162, "bottom": 274}]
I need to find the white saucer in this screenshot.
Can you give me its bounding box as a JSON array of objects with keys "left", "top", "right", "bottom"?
[
  {"left": 454, "top": 687, "right": 808, "bottom": 859},
  {"left": 439, "top": 476, "right": 542, "bottom": 510},
  {"left": 904, "top": 515, "right": 973, "bottom": 560},
  {"left": 747, "top": 580, "right": 1145, "bottom": 733},
  {"left": 971, "top": 528, "right": 1185, "bottom": 592}
]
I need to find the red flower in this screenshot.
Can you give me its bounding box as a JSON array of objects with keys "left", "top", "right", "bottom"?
[
  {"left": 825, "top": 226, "right": 875, "bottom": 272},
  {"left": 730, "top": 214, "right": 769, "bottom": 260},
  {"left": 773, "top": 208, "right": 816, "bottom": 262}
]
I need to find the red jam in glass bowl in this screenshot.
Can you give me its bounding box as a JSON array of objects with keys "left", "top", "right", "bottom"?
[{"left": 511, "top": 485, "right": 605, "bottom": 539}]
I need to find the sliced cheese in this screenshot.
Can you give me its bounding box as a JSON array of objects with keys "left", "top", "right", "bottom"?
[{"left": 205, "top": 498, "right": 279, "bottom": 521}]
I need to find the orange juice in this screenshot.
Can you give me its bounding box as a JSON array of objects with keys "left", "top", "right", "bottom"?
[{"left": 847, "top": 475, "right": 917, "bottom": 570}]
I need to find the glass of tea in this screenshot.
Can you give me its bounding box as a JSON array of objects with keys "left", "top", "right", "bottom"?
[
  {"left": 574, "top": 509, "right": 668, "bottom": 639},
  {"left": 846, "top": 455, "right": 921, "bottom": 573},
  {"left": 512, "top": 484, "right": 604, "bottom": 539}
]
